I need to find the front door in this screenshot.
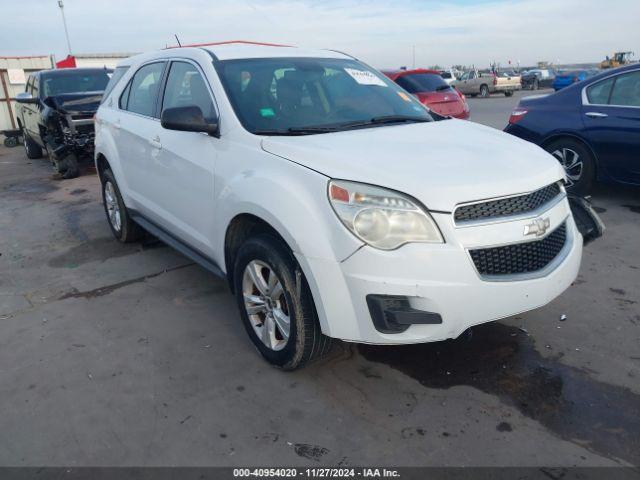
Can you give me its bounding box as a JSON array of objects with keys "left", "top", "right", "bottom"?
[{"left": 152, "top": 60, "right": 219, "bottom": 254}]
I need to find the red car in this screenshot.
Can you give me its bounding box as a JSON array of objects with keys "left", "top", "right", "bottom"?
[{"left": 382, "top": 69, "right": 470, "bottom": 119}]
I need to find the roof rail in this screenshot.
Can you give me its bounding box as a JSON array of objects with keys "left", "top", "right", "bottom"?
[
  {"left": 325, "top": 49, "right": 358, "bottom": 61},
  {"left": 165, "top": 39, "right": 292, "bottom": 50}
]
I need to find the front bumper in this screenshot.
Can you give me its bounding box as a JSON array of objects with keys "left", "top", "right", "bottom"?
[{"left": 297, "top": 197, "right": 582, "bottom": 344}]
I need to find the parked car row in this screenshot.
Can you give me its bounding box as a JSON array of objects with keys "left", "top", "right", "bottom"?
[
  {"left": 9, "top": 42, "right": 612, "bottom": 369},
  {"left": 88, "top": 43, "right": 603, "bottom": 369}
]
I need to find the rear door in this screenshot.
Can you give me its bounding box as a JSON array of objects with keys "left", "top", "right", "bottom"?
[
  {"left": 582, "top": 69, "right": 640, "bottom": 184},
  {"left": 117, "top": 61, "right": 167, "bottom": 216},
  {"left": 151, "top": 59, "right": 219, "bottom": 253}
]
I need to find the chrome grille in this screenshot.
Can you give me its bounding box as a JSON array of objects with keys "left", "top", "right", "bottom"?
[
  {"left": 455, "top": 183, "right": 562, "bottom": 223},
  {"left": 470, "top": 222, "right": 567, "bottom": 276}
]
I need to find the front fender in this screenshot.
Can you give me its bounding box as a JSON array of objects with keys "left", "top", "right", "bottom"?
[{"left": 212, "top": 158, "right": 363, "bottom": 270}]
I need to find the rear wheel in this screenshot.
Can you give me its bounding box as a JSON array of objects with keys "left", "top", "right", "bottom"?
[
  {"left": 233, "top": 234, "right": 332, "bottom": 370},
  {"left": 504, "top": 90, "right": 514, "bottom": 97},
  {"left": 3, "top": 136, "right": 17, "bottom": 148},
  {"left": 544, "top": 138, "right": 595, "bottom": 194},
  {"left": 22, "top": 129, "right": 43, "bottom": 159},
  {"left": 479, "top": 84, "right": 490, "bottom": 98},
  {"left": 101, "top": 169, "right": 143, "bottom": 242}
]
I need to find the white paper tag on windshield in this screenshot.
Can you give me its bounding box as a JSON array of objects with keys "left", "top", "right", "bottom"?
[{"left": 344, "top": 68, "right": 387, "bottom": 87}]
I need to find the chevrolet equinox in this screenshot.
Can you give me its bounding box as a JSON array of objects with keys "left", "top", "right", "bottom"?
[{"left": 95, "top": 44, "right": 584, "bottom": 369}]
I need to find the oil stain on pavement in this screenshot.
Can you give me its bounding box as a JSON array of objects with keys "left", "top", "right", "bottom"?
[{"left": 359, "top": 322, "right": 640, "bottom": 465}]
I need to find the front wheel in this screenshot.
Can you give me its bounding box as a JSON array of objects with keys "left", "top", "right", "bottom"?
[
  {"left": 233, "top": 234, "right": 332, "bottom": 370},
  {"left": 544, "top": 138, "right": 595, "bottom": 194},
  {"left": 23, "top": 129, "right": 43, "bottom": 159}
]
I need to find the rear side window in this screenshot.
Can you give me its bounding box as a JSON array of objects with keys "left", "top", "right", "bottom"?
[
  {"left": 101, "top": 66, "right": 129, "bottom": 104},
  {"left": 161, "top": 61, "right": 216, "bottom": 121},
  {"left": 123, "top": 62, "right": 165, "bottom": 117},
  {"left": 587, "top": 77, "right": 615, "bottom": 105},
  {"left": 609, "top": 71, "right": 640, "bottom": 107},
  {"left": 395, "top": 73, "right": 451, "bottom": 93}
]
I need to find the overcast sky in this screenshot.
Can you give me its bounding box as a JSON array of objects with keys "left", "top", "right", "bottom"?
[{"left": 3, "top": 0, "right": 639, "bottom": 68}]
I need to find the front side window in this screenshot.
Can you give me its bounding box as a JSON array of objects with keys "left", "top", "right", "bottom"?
[
  {"left": 31, "top": 77, "right": 39, "bottom": 98},
  {"left": 216, "top": 57, "right": 432, "bottom": 134},
  {"left": 587, "top": 77, "right": 615, "bottom": 105},
  {"left": 609, "top": 71, "right": 640, "bottom": 107},
  {"left": 41, "top": 71, "right": 110, "bottom": 97},
  {"left": 395, "top": 73, "right": 452, "bottom": 94},
  {"left": 162, "top": 62, "right": 216, "bottom": 121},
  {"left": 125, "top": 62, "right": 165, "bottom": 117}
]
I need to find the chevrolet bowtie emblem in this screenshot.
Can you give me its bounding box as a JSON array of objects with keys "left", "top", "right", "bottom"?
[{"left": 524, "top": 217, "right": 551, "bottom": 237}]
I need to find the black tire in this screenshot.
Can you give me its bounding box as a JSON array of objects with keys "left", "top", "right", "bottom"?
[
  {"left": 479, "top": 84, "right": 490, "bottom": 98},
  {"left": 23, "top": 129, "right": 43, "bottom": 159},
  {"left": 504, "top": 90, "right": 514, "bottom": 97},
  {"left": 3, "top": 136, "right": 17, "bottom": 148},
  {"left": 101, "top": 168, "right": 143, "bottom": 242},
  {"left": 544, "top": 138, "right": 595, "bottom": 194},
  {"left": 233, "top": 234, "right": 332, "bottom": 370}
]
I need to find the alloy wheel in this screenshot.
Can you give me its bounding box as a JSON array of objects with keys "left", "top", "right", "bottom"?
[
  {"left": 104, "top": 181, "right": 122, "bottom": 232},
  {"left": 242, "top": 260, "right": 290, "bottom": 352},
  {"left": 551, "top": 147, "right": 583, "bottom": 187}
]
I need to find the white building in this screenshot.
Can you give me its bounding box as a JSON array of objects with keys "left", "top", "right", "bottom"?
[{"left": 0, "top": 55, "right": 54, "bottom": 133}]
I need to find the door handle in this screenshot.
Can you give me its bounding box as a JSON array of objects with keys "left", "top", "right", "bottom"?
[
  {"left": 585, "top": 112, "right": 608, "bottom": 118},
  {"left": 149, "top": 136, "right": 162, "bottom": 149}
]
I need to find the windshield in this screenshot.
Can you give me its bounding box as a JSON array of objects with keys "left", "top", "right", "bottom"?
[
  {"left": 41, "top": 71, "right": 111, "bottom": 97},
  {"left": 395, "top": 73, "right": 452, "bottom": 93},
  {"left": 216, "top": 57, "right": 433, "bottom": 135}
]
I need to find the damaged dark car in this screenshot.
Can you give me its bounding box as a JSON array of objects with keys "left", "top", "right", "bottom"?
[{"left": 15, "top": 68, "right": 112, "bottom": 179}]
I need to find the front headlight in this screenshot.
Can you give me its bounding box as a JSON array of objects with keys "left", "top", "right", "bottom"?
[{"left": 328, "top": 180, "right": 444, "bottom": 250}]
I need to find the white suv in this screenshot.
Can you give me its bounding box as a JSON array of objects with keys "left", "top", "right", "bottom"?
[{"left": 95, "top": 44, "right": 583, "bottom": 369}]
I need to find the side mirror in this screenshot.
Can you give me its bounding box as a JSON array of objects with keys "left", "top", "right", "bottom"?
[
  {"left": 15, "top": 92, "right": 38, "bottom": 104},
  {"left": 161, "top": 106, "right": 219, "bottom": 137}
]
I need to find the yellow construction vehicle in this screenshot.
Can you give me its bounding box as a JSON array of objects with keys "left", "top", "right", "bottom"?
[{"left": 600, "top": 51, "right": 634, "bottom": 69}]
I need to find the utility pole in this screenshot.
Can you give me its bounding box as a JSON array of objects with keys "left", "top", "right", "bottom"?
[
  {"left": 412, "top": 44, "right": 416, "bottom": 69},
  {"left": 57, "top": 0, "right": 73, "bottom": 55}
]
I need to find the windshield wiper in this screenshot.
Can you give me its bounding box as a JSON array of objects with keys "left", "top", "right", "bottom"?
[
  {"left": 435, "top": 85, "right": 452, "bottom": 91},
  {"left": 253, "top": 116, "right": 429, "bottom": 136},
  {"left": 369, "top": 115, "right": 431, "bottom": 125}
]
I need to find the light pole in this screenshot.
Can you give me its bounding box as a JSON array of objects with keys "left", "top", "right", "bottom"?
[{"left": 57, "top": 0, "right": 73, "bottom": 56}]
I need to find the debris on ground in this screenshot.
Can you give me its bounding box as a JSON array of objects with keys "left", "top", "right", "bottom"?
[{"left": 560, "top": 314, "right": 567, "bottom": 321}]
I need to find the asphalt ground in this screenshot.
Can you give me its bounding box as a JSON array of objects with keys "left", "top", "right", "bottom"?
[{"left": 0, "top": 95, "right": 639, "bottom": 467}]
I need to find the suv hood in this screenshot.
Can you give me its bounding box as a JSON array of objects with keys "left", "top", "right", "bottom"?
[
  {"left": 44, "top": 92, "right": 104, "bottom": 115},
  {"left": 261, "top": 120, "right": 565, "bottom": 212}
]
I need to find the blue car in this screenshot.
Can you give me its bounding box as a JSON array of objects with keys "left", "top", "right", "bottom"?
[
  {"left": 504, "top": 64, "right": 640, "bottom": 193},
  {"left": 552, "top": 69, "right": 599, "bottom": 91}
]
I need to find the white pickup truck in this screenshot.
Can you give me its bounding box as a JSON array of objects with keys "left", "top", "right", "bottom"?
[{"left": 453, "top": 69, "right": 521, "bottom": 98}]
